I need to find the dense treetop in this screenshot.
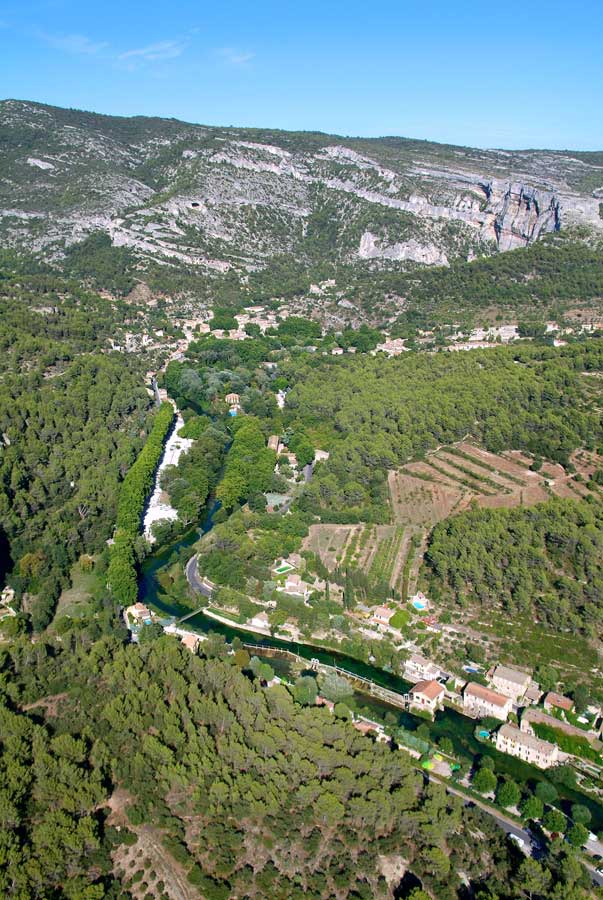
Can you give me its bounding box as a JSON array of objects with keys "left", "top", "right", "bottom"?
[
  {"left": 424, "top": 497, "right": 603, "bottom": 636},
  {"left": 283, "top": 341, "right": 603, "bottom": 521},
  {"left": 0, "top": 633, "right": 598, "bottom": 899}
]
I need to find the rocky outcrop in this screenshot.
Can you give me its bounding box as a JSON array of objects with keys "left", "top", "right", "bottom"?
[
  {"left": 488, "top": 183, "right": 560, "bottom": 251},
  {"left": 358, "top": 232, "right": 449, "bottom": 265},
  {"left": 1, "top": 99, "right": 602, "bottom": 275}
]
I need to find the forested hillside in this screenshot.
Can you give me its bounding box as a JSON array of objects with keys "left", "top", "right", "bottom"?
[
  {"left": 285, "top": 341, "right": 603, "bottom": 520},
  {"left": 0, "top": 256, "right": 155, "bottom": 629},
  {"left": 363, "top": 239, "right": 603, "bottom": 328},
  {"left": 424, "top": 497, "right": 603, "bottom": 634},
  {"left": 0, "top": 633, "right": 597, "bottom": 899}
]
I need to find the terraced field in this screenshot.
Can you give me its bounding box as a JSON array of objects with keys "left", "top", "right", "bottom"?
[
  {"left": 305, "top": 444, "right": 603, "bottom": 602},
  {"left": 303, "top": 522, "right": 412, "bottom": 593},
  {"left": 390, "top": 442, "right": 595, "bottom": 528}
]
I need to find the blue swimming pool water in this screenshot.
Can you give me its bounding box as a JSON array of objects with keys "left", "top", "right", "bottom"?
[{"left": 411, "top": 599, "right": 426, "bottom": 610}]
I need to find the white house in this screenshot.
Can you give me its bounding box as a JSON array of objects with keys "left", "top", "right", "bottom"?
[
  {"left": 281, "top": 573, "right": 310, "bottom": 600},
  {"left": 371, "top": 605, "right": 394, "bottom": 627},
  {"left": 405, "top": 654, "right": 442, "bottom": 682},
  {"left": 490, "top": 665, "right": 531, "bottom": 702},
  {"left": 409, "top": 680, "right": 445, "bottom": 714},
  {"left": 496, "top": 723, "right": 559, "bottom": 769},
  {"left": 249, "top": 611, "right": 270, "bottom": 630},
  {"left": 463, "top": 682, "right": 512, "bottom": 722}
]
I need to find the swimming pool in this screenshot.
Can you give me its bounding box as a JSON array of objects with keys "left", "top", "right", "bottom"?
[{"left": 411, "top": 599, "right": 427, "bottom": 611}]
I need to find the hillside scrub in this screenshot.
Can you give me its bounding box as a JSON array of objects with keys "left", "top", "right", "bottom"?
[{"left": 286, "top": 341, "right": 603, "bottom": 521}]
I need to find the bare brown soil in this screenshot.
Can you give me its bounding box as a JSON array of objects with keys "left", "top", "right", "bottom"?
[
  {"left": 389, "top": 442, "right": 597, "bottom": 532},
  {"left": 306, "top": 444, "right": 602, "bottom": 601},
  {"left": 388, "top": 468, "right": 466, "bottom": 527},
  {"left": 302, "top": 523, "right": 360, "bottom": 570},
  {"left": 22, "top": 692, "right": 69, "bottom": 718}
]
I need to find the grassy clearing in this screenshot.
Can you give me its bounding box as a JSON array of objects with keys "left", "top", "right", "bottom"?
[
  {"left": 55, "top": 559, "right": 97, "bottom": 618},
  {"left": 206, "top": 606, "right": 241, "bottom": 623},
  {"left": 389, "top": 608, "right": 410, "bottom": 629}
]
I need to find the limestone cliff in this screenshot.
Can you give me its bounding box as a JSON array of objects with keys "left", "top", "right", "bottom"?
[{"left": 0, "top": 99, "right": 601, "bottom": 276}]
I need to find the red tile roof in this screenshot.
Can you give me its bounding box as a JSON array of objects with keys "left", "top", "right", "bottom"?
[
  {"left": 411, "top": 679, "right": 444, "bottom": 700},
  {"left": 544, "top": 691, "right": 574, "bottom": 712},
  {"left": 464, "top": 682, "right": 510, "bottom": 708}
]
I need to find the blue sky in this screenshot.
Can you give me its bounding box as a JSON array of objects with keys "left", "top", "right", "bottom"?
[{"left": 1, "top": 0, "right": 602, "bottom": 149}]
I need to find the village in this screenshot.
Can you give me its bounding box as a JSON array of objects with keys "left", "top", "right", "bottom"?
[
  {"left": 123, "top": 560, "right": 603, "bottom": 787},
  {"left": 121, "top": 338, "right": 603, "bottom": 790},
  {"left": 120, "top": 591, "right": 603, "bottom": 875},
  {"left": 101, "top": 290, "right": 603, "bottom": 874}
]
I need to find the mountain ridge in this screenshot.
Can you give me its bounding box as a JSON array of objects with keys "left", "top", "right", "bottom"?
[{"left": 2, "top": 98, "right": 603, "bottom": 281}]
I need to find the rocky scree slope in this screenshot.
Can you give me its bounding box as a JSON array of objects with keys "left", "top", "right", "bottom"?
[{"left": 1, "top": 99, "right": 602, "bottom": 276}]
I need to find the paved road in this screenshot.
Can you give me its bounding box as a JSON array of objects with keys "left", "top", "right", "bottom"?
[
  {"left": 183, "top": 533, "right": 603, "bottom": 886},
  {"left": 430, "top": 774, "right": 603, "bottom": 884},
  {"left": 185, "top": 555, "right": 213, "bottom": 598}
]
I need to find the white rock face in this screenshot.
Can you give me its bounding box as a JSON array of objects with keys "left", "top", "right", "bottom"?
[
  {"left": 3, "top": 99, "right": 603, "bottom": 274},
  {"left": 358, "top": 232, "right": 449, "bottom": 266},
  {"left": 27, "top": 157, "right": 55, "bottom": 170}
]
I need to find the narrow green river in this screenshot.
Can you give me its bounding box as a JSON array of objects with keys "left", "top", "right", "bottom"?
[{"left": 140, "top": 511, "right": 603, "bottom": 829}]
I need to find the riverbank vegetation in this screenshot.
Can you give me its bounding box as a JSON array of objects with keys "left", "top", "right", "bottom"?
[
  {"left": 159, "top": 423, "right": 229, "bottom": 533},
  {"left": 108, "top": 403, "right": 174, "bottom": 605},
  {"left": 0, "top": 632, "right": 598, "bottom": 899}
]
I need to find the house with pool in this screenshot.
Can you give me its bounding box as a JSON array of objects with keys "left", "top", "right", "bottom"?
[{"left": 410, "top": 592, "right": 429, "bottom": 611}]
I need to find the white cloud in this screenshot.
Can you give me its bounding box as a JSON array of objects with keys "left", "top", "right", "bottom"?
[
  {"left": 217, "top": 47, "right": 254, "bottom": 66},
  {"left": 119, "top": 40, "right": 186, "bottom": 63},
  {"left": 39, "top": 32, "right": 109, "bottom": 56}
]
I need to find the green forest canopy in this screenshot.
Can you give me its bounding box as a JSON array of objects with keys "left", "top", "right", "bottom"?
[
  {"left": 284, "top": 341, "right": 603, "bottom": 521},
  {"left": 424, "top": 497, "right": 603, "bottom": 636},
  {"left": 0, "top": 633, "right": 597, "bottom": 900}
]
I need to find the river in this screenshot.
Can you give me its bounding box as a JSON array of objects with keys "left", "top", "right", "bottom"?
[{"left": 139, "top": 515, "right": 602, "bottom": 828}]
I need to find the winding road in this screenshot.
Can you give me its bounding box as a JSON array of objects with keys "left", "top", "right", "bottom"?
[{"left": 185, "top": 554, "right": 214, "bottom": 598}]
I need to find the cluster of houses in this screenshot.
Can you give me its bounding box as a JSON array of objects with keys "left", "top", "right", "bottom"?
[
  {"left": 124, "top": 607, "right": 203, "bottom": 655},
  {"left": 400, "top": 656, "right": 597, "bottom": 770},
  {"left": 234, "top": 306, "right": 282, "bottom": 335}
]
